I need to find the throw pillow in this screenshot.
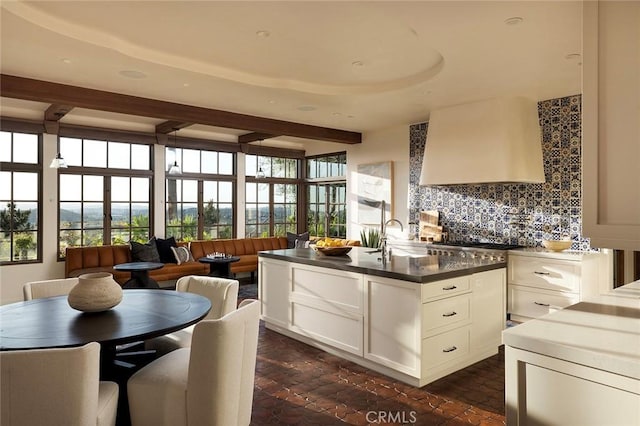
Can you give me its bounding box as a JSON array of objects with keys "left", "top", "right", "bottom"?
[
  {"left": 130, "top": 239, "right": 161, "bottom": 263},
  {"left": 286, "top": 231, "right": 309, "bottom": 249},
  {"left": 171, "top": 246, "right": 194, "bottom": 265},
  {"left": 155, "top": 236, "right": 178, "bottom": 263}
]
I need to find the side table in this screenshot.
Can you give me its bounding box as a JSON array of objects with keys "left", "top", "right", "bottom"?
[
  {"left": 114, "top": 262, "right": 164, "bottom": 289},
  {"left": 198, "top": 256, "right": 240, "bottom": 278}
]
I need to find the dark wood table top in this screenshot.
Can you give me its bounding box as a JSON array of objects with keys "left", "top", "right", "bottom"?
[
  {"left": 0, "top": 290, "right": 211, "bottom": 351},
  {"left": 113, "top": 262, "right": 165, "bottom": 272}
]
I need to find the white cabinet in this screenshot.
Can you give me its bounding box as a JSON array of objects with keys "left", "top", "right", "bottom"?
[
  {"left": 258, "top": 257, "right": 290, "bottom": 328},
  {"left": 365, "top": 276, "right": 422, "bottom": 377},
  {"left": 259, "top": 257, "right": 506, "bottom": 387},
  {"left": 582, "top": 0, "right": 640, "bottom": 250},
  {"left": 505, "top": 346, "right": 640, "bottom": 426},
  {"left": 364, "top": 269, "right": 505, "bottom": 386},
  {"left": 507, "top": 250, "right": 605, "bottom": 322},
  {"left": 289, "top": 263, "right": 363, "bottom": 355}
]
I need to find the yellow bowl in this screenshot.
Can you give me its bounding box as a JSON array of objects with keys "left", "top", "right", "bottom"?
[{"left": 542, "top": 240, "right": 572, "bottom": 252}]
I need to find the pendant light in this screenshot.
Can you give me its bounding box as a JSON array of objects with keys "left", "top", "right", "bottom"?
[
  {"left": 49, "top": 152, "right": 67, "bottom": 169},
  {"left": 256, "top": 139, "right": 266, "bottom": 179},
  {"left": 168, "top": 129, "right": 181, "bottom": 175}
]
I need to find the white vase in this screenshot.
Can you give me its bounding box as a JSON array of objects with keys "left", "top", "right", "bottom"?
[{"left": 68, "top": 272, "right": 123, "bottom": 313}]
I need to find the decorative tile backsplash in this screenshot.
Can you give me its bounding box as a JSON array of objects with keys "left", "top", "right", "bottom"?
[{"left": 409, "top": 95, "right": 592, "bottom": 250}]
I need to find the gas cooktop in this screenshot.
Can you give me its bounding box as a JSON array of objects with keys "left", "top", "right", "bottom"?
[{"left": 434, "top": 241, "right": 524, "bottom": 250}]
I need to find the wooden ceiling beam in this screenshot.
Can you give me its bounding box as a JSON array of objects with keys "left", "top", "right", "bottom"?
[
  {"left": 43, "top": 104, "right": 74, "bottom": 134},
  {"left": 44, "top": 104, "right": 74, "bottom": 121},
  {"left": 1, "top": 74, "right": 362, "bottom": 145},
  {"left": 155, "top": 120, "right": 193, "bottom": 134},
  {"left": 238, "top": 132, "right": 279, "bottom": 144}
]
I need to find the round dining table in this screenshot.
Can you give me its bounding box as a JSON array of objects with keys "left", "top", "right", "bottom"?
[
  {"left": 0, "top": 289, "right": 211, "bottom": 426},
  {"left": 0, "top": 290, "right": 211, "bottom": 374}
]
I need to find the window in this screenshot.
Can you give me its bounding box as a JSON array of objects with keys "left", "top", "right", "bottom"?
[
  {"left": 0, "top": 130, "right": 42, "bottom": 264},
  {"left": 245, "top": 154, "right": 299, "bottom": 237},
  {"left": 165, "top": 147, "right": 235, "bottom": 241},
  {"left": 307, "top": 183, "right": 346, "bottom": 238},
  {"left": 306, "top": 153, "right": 347, "bottom": 238},
  {"left": 58, "top": 136, "right": 153, "bottom": 257}
]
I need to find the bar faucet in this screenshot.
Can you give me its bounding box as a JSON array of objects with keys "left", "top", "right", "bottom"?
[{"left": 381, "top": 219, "right": 404, "bottom": 262}]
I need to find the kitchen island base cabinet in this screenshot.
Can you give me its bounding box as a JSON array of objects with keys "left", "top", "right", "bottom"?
[
  {"left": 505, "top": 346, "right": 640, "bottom": 426},
  {"left": 259, "top": 257, "right": 506, "bottom": 387}
]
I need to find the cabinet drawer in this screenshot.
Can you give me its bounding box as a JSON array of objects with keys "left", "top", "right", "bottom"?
[
  {"left": 291, "top": 302, "right": 362, "bottom": 355},
  {"left": 509, "top": 256, "right": 580, "bottom": 293},
  {"left": 422, "top": 326, "right": 470, "bottom": 369},
  {"left": 508, "top": 286, "right": 579, "bottom": 320},
  {"left": 422, "top": 276, "right": 471, "bottom": 302},
  {"left": 422, "top": 293, "right": 471, "bottom": 337}
]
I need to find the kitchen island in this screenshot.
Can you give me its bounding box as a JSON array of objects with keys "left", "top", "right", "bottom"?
[
  {"left": 503, "top": 281, "right": 640, "bottom": 425},
  {"left": 258, "top": 247, "right": 506, "bottom": 387}
]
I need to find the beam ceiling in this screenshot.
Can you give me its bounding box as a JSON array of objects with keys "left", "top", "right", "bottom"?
[{"left": 0, "top": 74, "right": 362, "bottom": 145}]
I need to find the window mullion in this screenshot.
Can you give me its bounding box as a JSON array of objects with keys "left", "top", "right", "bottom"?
[
  {"left": 104, "top": 177, "right": 112, "bottom": 245},
  {"left": 197, "top": 180, "right": 204, "bottom": 239}
]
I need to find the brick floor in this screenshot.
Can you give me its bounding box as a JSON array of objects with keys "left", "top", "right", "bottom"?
[{"left": 251, "top": 322, "right": 505, "bottom": 426}]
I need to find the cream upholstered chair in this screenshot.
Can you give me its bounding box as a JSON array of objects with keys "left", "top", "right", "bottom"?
[
  {"left": 23, "top": 277, "right": 79, "bottom": 300},
  {"left": 145, "top": 275, "right": 239, "bottom": 355},
  {"left": 0, "top": 342, "right": 119, "bottom": 426},
  {"left": 128, "top": 299, "right": 260, "bottom": 426}
]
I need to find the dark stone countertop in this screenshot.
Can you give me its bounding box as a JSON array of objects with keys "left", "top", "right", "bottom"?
[{"left": 258, "top": 246, "right": 506, "bottom": 283}]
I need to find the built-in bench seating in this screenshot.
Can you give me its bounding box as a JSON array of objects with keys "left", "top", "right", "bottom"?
[{"left": 65, "top": 237, "right": 288, "bottom": 285}]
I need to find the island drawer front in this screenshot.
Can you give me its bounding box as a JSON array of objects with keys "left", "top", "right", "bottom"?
[
  {"left": 508, "top": 286, "right": 580, "bottom": 319},
  {"left": 291, "top": 265, "right": 362, "bottom": 311},
  {"left": 422, "top": 276, "right": 471, "bottom": 302},
  {"left": 422, "top": 326, "right": 470, "bottom": 369},
  {"left": 509, "top": 256, "right": 580, "bottom": 293},
  {"left": 291, "top": 303, "right": 362, "bottom": 355},
  {"left": 422, "top": 293, "right": 471, "bottom": 337}
]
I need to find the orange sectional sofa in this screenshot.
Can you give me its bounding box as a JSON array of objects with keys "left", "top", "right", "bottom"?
[{"left": 65, "top": 237, "right": 289, "bottom": 285}]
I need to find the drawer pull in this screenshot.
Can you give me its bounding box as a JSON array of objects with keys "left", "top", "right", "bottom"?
[
  {"left": 442, "top": 285, "right": 457, "bottom": 291},
  {"left": 442, "top": 311, "right": 457, "bottom": 317},
  {"left": 534, "top": 271, "right": 550, "bottom": 276},
  {"left": 534, "top": 301, "right": 550, "bottom": 307},
  {"left": 442, "top": 346, "right": 457, "bottom": 353}
]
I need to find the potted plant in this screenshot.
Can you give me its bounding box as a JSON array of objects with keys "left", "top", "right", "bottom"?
[{"left": 360, "top": 227, "right": 381, "bottom": 248}]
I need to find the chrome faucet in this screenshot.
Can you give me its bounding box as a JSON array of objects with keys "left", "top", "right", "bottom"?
[{"left": 380, "top": 219, "right": 404, "bottom": 262}]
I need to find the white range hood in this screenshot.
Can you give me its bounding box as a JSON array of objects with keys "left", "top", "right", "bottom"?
[{"left": 419, "top": 96, "right": 545, "bottom": 185}]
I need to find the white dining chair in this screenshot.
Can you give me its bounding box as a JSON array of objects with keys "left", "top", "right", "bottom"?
[
  {"left": 145, "top": 275, "right": 239, "bottom": 355},
  {"left": 128, "top": 299, "right": 260, "bottom": 426},
  {"left": 23, "top": 277, "right": 79, "bottom": 301},
  {"left": 0, "top": 342, "right": 119, "bottom": 426}
]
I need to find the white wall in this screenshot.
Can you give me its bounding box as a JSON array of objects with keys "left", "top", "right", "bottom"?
[{"left": 345, "top": 125, "right": 410, "bottom": 241}]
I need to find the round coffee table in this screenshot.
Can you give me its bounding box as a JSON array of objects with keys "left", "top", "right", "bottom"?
[
  {"left": 114, "top": 262, "right": 164, "bottom": 289},
  {"left": 198, "top": 256, "right": 240, "bottom": 278}
]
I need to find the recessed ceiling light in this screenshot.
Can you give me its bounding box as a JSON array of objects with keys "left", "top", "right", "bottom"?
[
  {"left": 256, "top": 30, "right": 271, "bottom": 38},
  {"left": 352, "top": 60, "right": 364, "bottom": 67},
  {"left": 183, "top": 83, "right": 190, "bottom": 87},
  {"left": 268, "top": 100, "right": 276, "bottom": 104},
  {"left": 61, "top": 58, "right": 72, "bottom": 64},
  {"left": 297, "top": 105, "right": 316, "bottom": 112},
  {"left": 504, "top": 17, "right": 523, "bottom": 26},
  {"left": 119, "top": 70, "right": 147, "bottom": 79}
]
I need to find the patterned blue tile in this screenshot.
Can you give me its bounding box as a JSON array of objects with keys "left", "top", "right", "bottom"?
[{"left": 409, "top": 94, "right": 593, "bottom": 250}]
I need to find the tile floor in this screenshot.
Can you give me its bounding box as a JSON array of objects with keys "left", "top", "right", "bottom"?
[{"left": 241, "top": 284, "right": 506, "bottom": 426}]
